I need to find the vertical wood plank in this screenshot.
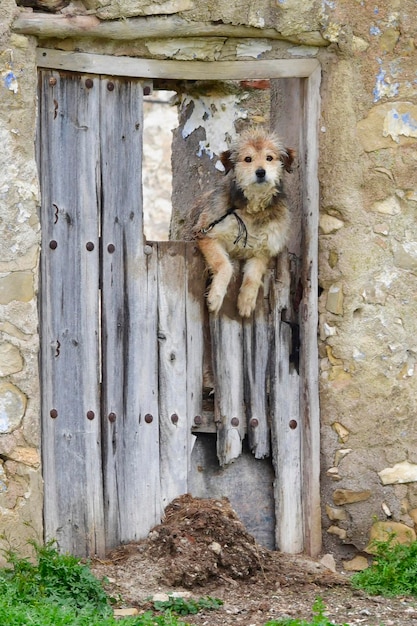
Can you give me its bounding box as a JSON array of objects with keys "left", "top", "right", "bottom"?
[
  {"left": 270, "top": 255, "right": 303, "bottom": 553},
  {"left": 157, "top": 241, "right": 193, "bottom": 506},
  {"left": 300, "top": 67, "right": 322, "bottom": 557},
  {"left": 243, "top": 283, "right": 270, "bottom": 459},
  {"left": 39, "top": 69, "right": 105, "bottom": 556},
  {"left": 185, "top": 243, "right": 206, "bottom": 433},
  {"left": 210, "top": 288, "right": 245, "bottom": 466},
  {"left": 100, "top": 77, "right": 162, "bottom": 547}
]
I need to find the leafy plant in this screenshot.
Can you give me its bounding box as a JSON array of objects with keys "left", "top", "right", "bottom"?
[
  {"left": 1, "top": 539, "right": 109, "bottom": 611},
  {"left": 0, "top": 540, "right": 190, "bottom": 626},
  {"left": 153, "top": 594, "right": 223, "bottom": 615},
  {"left": 352, "top": 534, "right": 417, "bottom": 597},
  {"left": 264, "top": 597, "right": 349, "bottom": 626}
]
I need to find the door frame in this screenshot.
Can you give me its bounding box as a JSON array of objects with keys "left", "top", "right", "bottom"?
[{"left": 37, "top": 48, "right": 321, "bottom": 556}]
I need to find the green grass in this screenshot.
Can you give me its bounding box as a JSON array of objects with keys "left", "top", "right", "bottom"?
[
  {"left": 352, "top": 534, "right": 417, "bottom": 597},
  {"left": 264, "top": 597, "right": 349, "bottom": 626},
  {"left": 0, "top": 540, "right": 190, "bottom": 626}
]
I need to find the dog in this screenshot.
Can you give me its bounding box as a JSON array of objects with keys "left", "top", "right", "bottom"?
[{"left": 186, "top": 127, "right": 295, "bottom": 317}]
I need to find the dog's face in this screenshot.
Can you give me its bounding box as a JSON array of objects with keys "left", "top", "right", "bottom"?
[{"left": 220, "top": 129, "right": 295, "bottom": 194}]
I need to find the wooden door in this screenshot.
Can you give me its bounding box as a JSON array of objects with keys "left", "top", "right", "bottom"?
[{"left": 38, "top": 68, "right": 320, "bottom": 557}]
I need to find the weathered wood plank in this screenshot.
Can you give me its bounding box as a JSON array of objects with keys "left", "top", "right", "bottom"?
[
  {"left": 15, "top": 15, "right": 327, "bottom": 46},
  {"left": 210, "top": 284, "right": 245, "bottom": 466},
  {"left": 157, "top": 241, "right": 193, "bottom": 507},
  {"left": 300, "top": 66, "right": 322, "bottom": 557},
  {"left": 243, "top": 281, "right": 271, "bottom": 459},
  {"left": 185, "top": 243, "right": 206, "bottom": 433},
  {"left": 39, "top": 69, "right": 105, "bottom": 556},
  {"left": 270, "top": 255, "right": 303, "bottom": 553},
  {"left": 36, "top": 48, "right": 321, "bottom": 80},
  {"left": 100, "top": 77, "right": 162, "bottom": 547}
]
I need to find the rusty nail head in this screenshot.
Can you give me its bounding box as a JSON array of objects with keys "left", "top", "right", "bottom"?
[
  {"left": 144, "top": 413, "right": 153, "bottom": 423},
  {"left": 108, "top": 412, "right": 116, "bottom": 423},
  {"left": 107, "top": 243, "right": 115, "bottom": 253},
  {"left": 49, "top": 77, "right": 57, "bottom": 87},
  {"left": 49, "top": 240, "right": 58, "bottom": 250},
  {"left": 143, "top": 86, "right": 151, "bottom": 96},
  {"left": 86, "top": 241, "right": 94, "bottom": 251},
  {"left": 231, "top": 417, "right": 239, "bottom": 427},
  {"left": 87, "top": 410, "right": 95, "bottom": 420},
  {"left": 194, "top": 415, "right": 202, "bottom": 425},
  {"left": 171, "top": 413, "right": 179, "bottom": 424},
  {"left": 85, "top": 78, "right": 94, "bottom": 89},
  {"left": 144, "top": 244, "right": 153, "bottom": 255},
  {"left": 289, "top": 419, "right": 298, "bottom": 429},
  {"left": 250, "top": 418, "right": 259, "bottom": 428},
  {"left": 50, "top": 409, "right": 58, "bottom": 419},
  {"left": 107, "top": 82, "right": 115, "bottom": 91}
]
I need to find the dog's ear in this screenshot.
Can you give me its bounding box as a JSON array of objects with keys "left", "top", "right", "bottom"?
[
  {"left": 220, "top": 150, "right": 234, "bottom": 174},
  {"left": 281, "top": 148, "right": 296, "bottom": 173}
]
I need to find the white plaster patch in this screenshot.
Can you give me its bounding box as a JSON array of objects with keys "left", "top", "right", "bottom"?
[
  {"left": 383, "top": 108, "right": 417, "bottom": 143},
  {"left": 379, "top": 460, "right": 417, "bottom": 485},
  {"left": 181, "top": 94, "right": 247, "bottom": 159},
  {"left": 235, "top": 40, "right": 272, "bottom": 59}
]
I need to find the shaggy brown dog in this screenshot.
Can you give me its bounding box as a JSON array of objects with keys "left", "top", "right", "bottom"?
[{"left": 186, "top": 128, "right": 295, "bottom": 317}]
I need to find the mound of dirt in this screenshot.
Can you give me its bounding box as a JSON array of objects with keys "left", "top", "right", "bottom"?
[
  {"left": 92, "top": 495, "right": 417, "bottom": 625},
  {"left": 144, "top": 494, "right": 268, "bottom": 587}
]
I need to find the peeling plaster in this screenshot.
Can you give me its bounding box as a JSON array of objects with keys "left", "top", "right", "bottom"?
[
  {"left": 383, "top": 108, "right": 417, "bottom": 143},
  {"left": 373, "top": 59, "right": 400, "bottom": 102},
  {"left": 181, "top": 94, "right": 247, "bottom": 161}
]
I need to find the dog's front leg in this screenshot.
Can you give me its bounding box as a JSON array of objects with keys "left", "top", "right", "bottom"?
[
  {"left": 238, "top": 256, "right": 268, "bottom": 317},
  {"left": 198, "top": 238, "right": 234, "bottom": 315}
]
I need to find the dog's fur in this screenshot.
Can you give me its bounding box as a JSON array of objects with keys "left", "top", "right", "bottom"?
[{"left": 186, "top": 127, "right": 295, "bottom": 317}]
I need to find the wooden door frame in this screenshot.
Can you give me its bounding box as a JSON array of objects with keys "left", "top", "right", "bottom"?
[{"left": 36, "top": 48, "right": 321, "bottom": 556}]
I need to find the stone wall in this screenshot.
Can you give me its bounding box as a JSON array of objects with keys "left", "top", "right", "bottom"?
[
  {"left": 1, "top": 0, "right": 417, "bottom": 564},
  {"left": 0, "top": 0, "right": 42, "bottom": 565}
]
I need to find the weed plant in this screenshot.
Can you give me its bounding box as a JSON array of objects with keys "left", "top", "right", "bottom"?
[
  {"left": 0, "top": 540, "right": 190, "bottom": 626},
  {"left": 264, "top": 597, "right": 349, "bottom": 626},
  {"left": 152, "top": 595, "right": 223, "bottom": 615},
  {"left": 352, "top": 534, "right": 417, "bottom": 597}
]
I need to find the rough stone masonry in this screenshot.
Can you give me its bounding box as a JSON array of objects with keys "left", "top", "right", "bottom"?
[{"left": 1, "top": 0, "right": 417, "bottom": 565}]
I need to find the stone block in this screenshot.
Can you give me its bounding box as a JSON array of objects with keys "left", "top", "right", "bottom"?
[
  {"left": 365, "top": 521, "right": 416, "bottom": 553},
  {"left": 357, "top": 103, "right": 417, "bottom": 151},
  {"left": 319, "top": 214, "right": 344, "bottom": 234},
  {"left": 331, "top": 422, "right": 350, "bottom": 444},
  {"left": 327, "top": 525, "right": 347, "bottom": 539},
  {"left": 379, "top": 460, "right": 417, "bottom": 485},
  {"left": 326, "top": 284, "right": 344, "bottom": 315},
  {"left": 333, "top": 489, "right": 371, "bottom": 505},
  {"left": 0, "top": 272, "right": 34, "bottom": 304},
  {"left": 326, "top": 504, "right": 347, "bottom": 521},
  {"left": 0, "top": 342, "right": 24, "bottom": 376},
  {"left": 343, "top": 555, "right": 369, "bottom": 571},
  {"left": 0, "top": 382, "right": 27, "bottom": 433},
  {"left": 371, "top": 195, "right": 401, "bottom": 215}
]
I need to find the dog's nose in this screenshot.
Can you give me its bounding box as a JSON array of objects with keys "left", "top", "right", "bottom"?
[{"left": 256, "top": 168, "right": 266, "bottom": 180}]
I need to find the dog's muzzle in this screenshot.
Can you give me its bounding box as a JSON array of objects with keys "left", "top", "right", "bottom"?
[{"left": 256, "top": 168, "right": 266, "bottom": 181}]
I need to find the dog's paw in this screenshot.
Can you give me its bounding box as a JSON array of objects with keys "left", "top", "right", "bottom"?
[
  {"left": 207, "top": 290, "right": 225, "bottom": 315},
  {"left": 238, "top": 290, "right": 257, "bottom": 317}
]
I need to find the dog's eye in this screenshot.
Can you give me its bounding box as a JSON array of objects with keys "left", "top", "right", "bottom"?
[
  {"left": 244, "top": 156, "right": 252, "bottom": 163},
  {"left": 266, "top": 155, "right": 274, "bottom": 161}
]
